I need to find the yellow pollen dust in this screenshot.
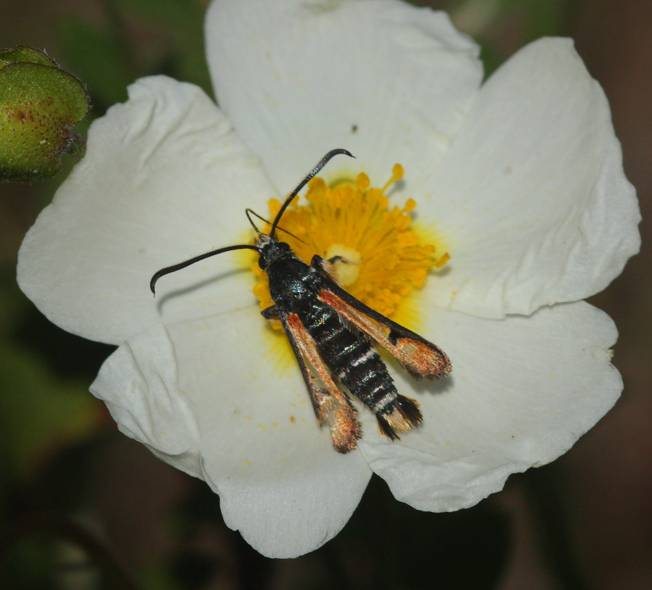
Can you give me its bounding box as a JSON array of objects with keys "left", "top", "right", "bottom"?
[{"left": 252, "top": 164, "right": 450, "bottom": 330}]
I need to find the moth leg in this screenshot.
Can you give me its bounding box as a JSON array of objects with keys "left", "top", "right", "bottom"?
[
  {"left": 315, "top": 254, "right": 361, "bottom": 291},
  {"left": 313, "top": 254, "right": 354, "bottom": 278},
  {"left": 282, "top": 312, "right": 361, "bottom": 453},
  {"left": 261, "top": 305, "right": 279, "bottom": 319},
  {"left": 327, "top": 255, "right": 348, "bottom": 264},
  {"left": 319, "top": 254, "right": 357, "bottom": 278}
]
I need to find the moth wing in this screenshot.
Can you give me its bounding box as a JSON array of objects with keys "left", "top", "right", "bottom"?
[
  {"left": 312, "top": 256, "right": 452, "bottom": 379},
  {"left": 278, "top": 308, "right": 361, "bottom": 453}
]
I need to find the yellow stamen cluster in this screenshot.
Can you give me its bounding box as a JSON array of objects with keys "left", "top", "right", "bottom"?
[{"left": 252, "top": 165, "right": 449, "bottom": 327}]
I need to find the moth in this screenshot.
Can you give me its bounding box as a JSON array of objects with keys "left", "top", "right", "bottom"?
[{"left": 150, "top": 149, "right": 451, "bottom": 452}]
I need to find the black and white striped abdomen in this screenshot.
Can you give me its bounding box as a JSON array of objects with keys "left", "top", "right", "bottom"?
[{"left": 299, "top": 301, "right": 397, "bottom": 415}]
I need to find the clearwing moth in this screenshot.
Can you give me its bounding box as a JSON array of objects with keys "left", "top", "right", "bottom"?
[{"left": 150, "top": 149, "right": 452, "bottom": 452}]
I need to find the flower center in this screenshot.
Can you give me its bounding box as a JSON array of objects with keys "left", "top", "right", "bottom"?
[{"left": 251, "top": 164, "right": 449, "bottom": 330}]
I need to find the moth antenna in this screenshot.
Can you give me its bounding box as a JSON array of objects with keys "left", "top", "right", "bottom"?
[
  {"left": 270, "top": 148, "right": 355, "bottom": 239},
  {"left": 246, "top": 208, "right": 306, "bottom": 244},
  {"left": 245, "top": 208, "right": 262, "bottom": 234},
  {"left": 150, "top": 244, "right": 260, "bottom": 295}
]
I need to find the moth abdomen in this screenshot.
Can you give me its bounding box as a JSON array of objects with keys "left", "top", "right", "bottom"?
[{"left": 337, "top": 348, "right": 378, "bottom": 384}]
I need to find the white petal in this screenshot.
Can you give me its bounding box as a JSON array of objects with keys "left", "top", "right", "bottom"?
[
  {"left": 359, "top": 301, "right": 621, "bottom": 511},
  {"left": 90, "top": 323, "right": 202, "bottom": 478},
  {"left": 420, "top": 38, "right": 640, "bottom": 317},
  {"left": 168, "top": 306, "right": 371, "bottom": 557},
  {"left": 18, "top": 76, "right": 274, "bottom": 345},
  {"left": 206, "top": 0, "right": 482, "bottom": 191}
]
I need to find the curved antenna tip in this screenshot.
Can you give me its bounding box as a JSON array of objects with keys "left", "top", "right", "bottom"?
[
  {"left": 148, "top": 244, "right": 260, "bottom": 296},
  {"left": 329, "top": 148, "right": 355, "bottom": 160},
  {"left": 270, "top": 148, "right": 357, "bottom": 238}
]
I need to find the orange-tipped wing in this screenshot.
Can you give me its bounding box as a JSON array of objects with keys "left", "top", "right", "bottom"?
[
  {"left": 279, "top": 309, "right": 361, "bottom": 453},
  {"left": 313, "top": 256, "right": 452, "bottom": 379}
]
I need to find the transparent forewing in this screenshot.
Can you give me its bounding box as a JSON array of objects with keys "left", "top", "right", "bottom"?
[{"left": 279, "top": 309, "right": 361, "bottom": 453}]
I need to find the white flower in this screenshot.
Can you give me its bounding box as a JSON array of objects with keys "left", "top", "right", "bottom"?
[{"left": 17, "top": 0, "right": 640, "bottom": 558}]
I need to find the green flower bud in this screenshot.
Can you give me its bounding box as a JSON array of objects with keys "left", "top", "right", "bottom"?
[
  {"left": 0, "top": 46, "right": 59, "bottom": 68},
  {"left": 0, "top": 47, "right": 90, "bottom": 182}
]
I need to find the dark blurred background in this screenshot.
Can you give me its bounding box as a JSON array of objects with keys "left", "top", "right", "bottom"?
[{"left": 1, "top": 1, "right": 650, "bottom": 588}]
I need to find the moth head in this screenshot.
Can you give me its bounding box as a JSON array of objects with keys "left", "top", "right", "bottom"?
[{"left": 257, "top": 236, "right": 291, "bottom": 270}]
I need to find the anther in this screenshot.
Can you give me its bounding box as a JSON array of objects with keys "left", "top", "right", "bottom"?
[{"left": 382, "top": 163, "right": 404, "bottom": 193}]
